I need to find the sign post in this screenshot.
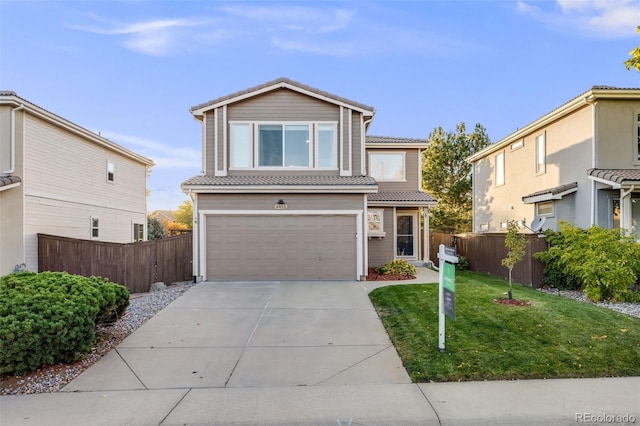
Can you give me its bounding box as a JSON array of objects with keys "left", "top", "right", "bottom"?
[{"left": 438, "top": 244, "right": 458, "bottom": 352}]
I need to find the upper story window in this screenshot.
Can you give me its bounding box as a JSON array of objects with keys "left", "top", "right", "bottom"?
[
  {"left": 133, "top": 223, "right": 144, "bottom": 242},
  {"left": 107, "top": 161, "right": 115, "bottom": 182},
  {"left": 230, "top": 122, "right": 337, "bottom": 170},
  {"left": 535, "top": 134, "right": 546, "bottom": 175},
  {"left": 495, "top": 151, "right": 505, "bottom": 186},
  {"left": 369, "top": 152, "right": 406, "bottom": 182},
  {"left": 91, "top": 217, "right": 100, "bottom": 239}
]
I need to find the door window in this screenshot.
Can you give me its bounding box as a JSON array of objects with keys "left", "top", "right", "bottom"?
[{"left": 397, "top": 215, "right": 414, "bottom": 256}]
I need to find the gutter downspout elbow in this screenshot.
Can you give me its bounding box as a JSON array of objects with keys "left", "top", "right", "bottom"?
[{"left": 5, "top": 104, "right": 25, "bottom": 174}]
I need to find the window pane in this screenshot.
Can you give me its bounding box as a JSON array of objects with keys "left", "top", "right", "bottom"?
[
  {"left": 259, "top": 125, "right": 283, "bottom": 166},
  {"left": 284, "top": 125, "right": 309, "bottom": 167},
  {"left": 397, "top": 215, "right": 413, "bottom": 235},
  {"left": 496, "top": 152, "right": 504, "bottom": 186},
  {"left": 317, "top": 124, "right": 335, "bottom": 168},
  {"left": 370, "top": 153, "right": 405, "bottom": 181},
  {"left": 231, "top": 124, "right": 251, "bottom": 168},
  {"left": 397, "top": 236, "right": 414, "bottom": 256},
  {"left": 537, "top": 201, "right": 553, "bottom": 216},
  {"left": 536, "top": 135, "right": 545, "bottom": 174}
]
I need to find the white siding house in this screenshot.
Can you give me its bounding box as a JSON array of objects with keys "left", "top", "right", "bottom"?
[{"left": 0, "top": 91, "right": 154, "bottom": 275}]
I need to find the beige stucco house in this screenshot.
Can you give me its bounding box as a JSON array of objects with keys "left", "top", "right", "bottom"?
[
  {"left": 181, "top": 77, "right": 435, "bottom": 281},
  {"left": 0, "top": 91, "right": 154, "bottom": 276},
  {"left": 468, "top": 86, "right": 640, "bottom": 238}
]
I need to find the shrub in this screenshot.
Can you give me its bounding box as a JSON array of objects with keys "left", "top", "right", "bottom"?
[
  {"left": 376, "top": 259, "right": 417, "bottom": 276},
  {"left": 533, "top": 229, "right": 581, "bottom": 290},
  {"left": 454, "top": 255, "right": 469, "bottom": 271},
  {"left": 0, "top": 271, "right": 129, "bottom": 375},
  {"left": 534, "top": 222, "right": 640, "bottom": 301}
]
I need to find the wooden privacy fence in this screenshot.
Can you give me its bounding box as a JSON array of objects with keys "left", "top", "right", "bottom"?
[
  {"left": 38, "top": 233, "right": 193, "bottom": 294},
  {"left": 430, "top": 232, "right": 548, "bottom": 288}
]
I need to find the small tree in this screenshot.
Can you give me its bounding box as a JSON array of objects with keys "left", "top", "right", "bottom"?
[
  {"left": 624, "top": 26, "right": 640, "bottom": 72},
  {"left": 501, "top": 220, "right": 527, "bottom": 301},
  {"left": 147, "top": 216, "right": 165, "bottom": 240},
  {"left": 175, "top": 200, "right": 193, "bottom": 230}
]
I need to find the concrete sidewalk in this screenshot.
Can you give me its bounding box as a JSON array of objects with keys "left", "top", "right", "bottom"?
[{"left": 2, "top": 270, "right": 639, "bottom": 425}]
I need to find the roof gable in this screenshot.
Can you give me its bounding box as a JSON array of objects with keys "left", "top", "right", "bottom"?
[{"left": 190, "top": 77, "right": 376, "bottom": 117}]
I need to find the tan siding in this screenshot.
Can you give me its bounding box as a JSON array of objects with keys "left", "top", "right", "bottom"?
[
  {"left": 205, "top": 110, "right": 215, "bottom": 174},
  {"left": 0, "top": 187, "right": 25, "bottom": 275},
  {"left": 367, "top": 148, "right": 421, "bottom": 191},
  {"left": 197, "top": 193, "right": 362, "bottom": 211},
  {"left": 367, "top": 207, "right": 395, "bottom": 267},
  {"left": 351, "top": 111, "right": 362, "bottom": 175},
  {"left": 473, "top": 105, "right": 593, "bottom": 232},
  {"left": 227, "top": 90, "right": 339, "bottom": 122},
  {"left": 596, "top": 100, "right": 640, "bottom": 169}
]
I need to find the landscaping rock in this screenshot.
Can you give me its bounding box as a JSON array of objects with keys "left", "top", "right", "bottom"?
[{"left": 150, "top": 282, "right": 166, "bottom": 292}]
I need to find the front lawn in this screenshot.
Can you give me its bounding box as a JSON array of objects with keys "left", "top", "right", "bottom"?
[{"left": 369, "top": 271, "right": 640, "bottom": 382}]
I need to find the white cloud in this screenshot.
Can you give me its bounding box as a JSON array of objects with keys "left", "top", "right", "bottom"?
[
  {"left": 99, "top": 131, "right": 201, "bottom": 170},
  {"left": 518, "top": 0, "right": 640, "bottom": 38},
  {"left": 70, "top": 16, "right": 220, "bottom": 56},
  {"left": 219, "top": 5, "right": 355, "bottom": 34}
]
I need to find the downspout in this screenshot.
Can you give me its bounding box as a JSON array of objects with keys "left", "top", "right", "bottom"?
[
  {"left": 4, "top": 104, "right": 25, "bottom": 174},
  {"left": 187, "top": 189, "right": 199, "bottom": 282}
]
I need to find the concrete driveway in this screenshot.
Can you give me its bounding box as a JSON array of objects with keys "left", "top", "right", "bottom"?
[{"left": 5, "top": 268, "right": 638, "bottom": 425}]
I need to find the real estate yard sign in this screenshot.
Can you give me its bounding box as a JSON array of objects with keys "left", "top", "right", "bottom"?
[{"left": 438, "top": 244, "right": 458, "bottom": 352}]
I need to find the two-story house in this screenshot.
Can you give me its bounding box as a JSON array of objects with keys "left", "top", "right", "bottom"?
[
  {"left": 181, "top": 78, "right": 435, "bottom": 281},
  {"left": 0, "top": 91, "right": 154, "bottom": 276},
  {"left": 468, "top": 86, "right": 640, "bottom": 238}
]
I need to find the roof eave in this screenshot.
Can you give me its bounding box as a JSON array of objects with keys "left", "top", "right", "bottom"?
[
  {"left": 181, "top": 184, "right": 379, "bottom": 194},
  {"left": 522, "top": 187, "right": 578, "bottom": 204},
  {"left": 366, "top": 143, "right": 429, "bottom": 149},
  {"left": 367, "top": 200, "right": 437, "bottom": 206},
  {"left": 190, "top": 81, "right": 375, "bottom": 118}
]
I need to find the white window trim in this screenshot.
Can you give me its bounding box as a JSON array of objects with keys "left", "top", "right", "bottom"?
[
  {"left": 91, "top": 217, "right": 100, "bottom": 239},
  {"left": 536, "top": 201, "right": 554, "bottom": 217},
  {"left": 396, "top": 212, "right": 418, "bottom": 258},
  {"left": 367, "top": 208, "right": 386, "bottom": 237},
  {"left": 536, "top": 133, "right": 546, "bottom": 175},
  {"left": 368, "top": 151, "right": 407, "bottom": 182},
  {"left": 106, "top": 161, "right": 115, "bottom": 183},
  {"left": 495, "top": 151, "right": 505, "bottom": 187},
  {"left": 133, "top": 222, "right": 144, "bottom": 242},
  {"left": 229, "top": 121, "right": 338, "bottom": 171}
]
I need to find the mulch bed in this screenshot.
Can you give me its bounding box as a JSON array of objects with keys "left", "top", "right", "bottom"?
[
  {"left": 494, "top": 298, "right": 531, "bottom": 306},
  {"left": 367, "top": 267, "right": 416, "bottom": 281}
]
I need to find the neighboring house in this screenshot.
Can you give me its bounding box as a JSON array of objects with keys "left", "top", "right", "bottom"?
[
  {"left": 149, "top": 209, "right": 176, "bottom": 222},
  {"left": 181, "top": 77, "right": 436, "bottom": 281},
  {"left": 0, "top": 91, "right": 154, "bottom": 276},
  {"left": 468, "top": 86, "right": 640, "bottom": 238}
]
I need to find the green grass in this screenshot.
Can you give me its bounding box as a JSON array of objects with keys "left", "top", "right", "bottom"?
[{"left": 369, "top": 270, "right": 640, "bottom": 382}]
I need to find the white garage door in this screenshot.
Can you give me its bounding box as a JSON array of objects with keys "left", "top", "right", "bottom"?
[{"left": 206, "top": 215, "right": 357, "bottom": 280}]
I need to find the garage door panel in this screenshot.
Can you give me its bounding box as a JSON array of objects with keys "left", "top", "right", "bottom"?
[{"left": 206, "top": 215, "right": 356, "bottom": 280}]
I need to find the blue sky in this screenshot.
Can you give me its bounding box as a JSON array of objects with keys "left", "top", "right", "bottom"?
[{"left": 2, "top": 0, "right": 640, "bottom": 212}]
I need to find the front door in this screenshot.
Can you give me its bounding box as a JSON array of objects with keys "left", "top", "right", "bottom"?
[{"left": 396, "top": 213, "right": 417, "bottom": 258}]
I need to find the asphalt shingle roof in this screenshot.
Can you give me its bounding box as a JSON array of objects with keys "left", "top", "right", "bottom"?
[
  {"left": 366, "top": 135, "right": 429, "bottom": 145},
  {"left": 191, "top": 77, "right": 375, "bottom": 113},
  {"left": 182, "top": 175, "right": 377, "bottom": 187},
  {"left": 368, "top": 191, "right": 436, "bottom": 203},
  {"left": 0, "top": 176, "right": 21, "bottom": 188},
  {"left": 588, "top": 169, "right": 640, "bottom": 184},
  {"left": 522, "top": 182, "right": 578, "bottom": 200}
]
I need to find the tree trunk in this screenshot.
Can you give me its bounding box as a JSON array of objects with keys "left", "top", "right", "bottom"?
[{"left": 508, "top": 269, "right": 513, "bottom": 301}]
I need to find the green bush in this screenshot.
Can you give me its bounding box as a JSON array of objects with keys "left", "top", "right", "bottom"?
[
  {"left": 534, "top": 222, "right": 640, "bottom": 301},
  {"left": 455, "top": 255, "right": 469, "bottom": 271},
  {"left": 533, "top": 229, "right": 581, "bottom": 290},
  {"left": 0, "top": 271, "right": 129, "bottom": 375},
  {"left": 376, "top": 259, "right": 417, "bottom": 276}
]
